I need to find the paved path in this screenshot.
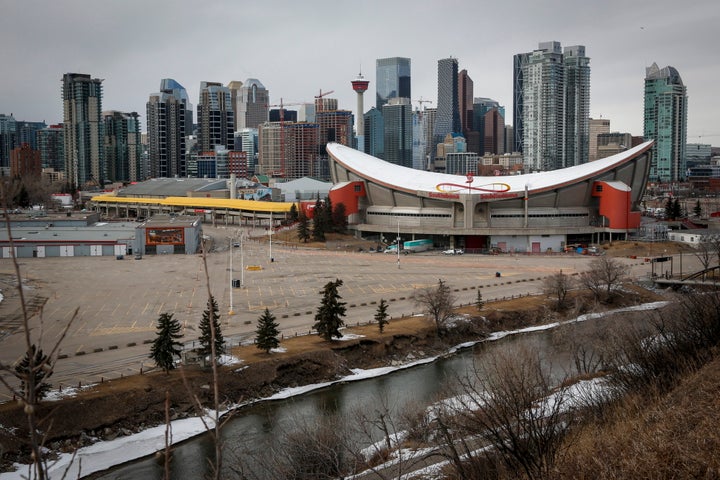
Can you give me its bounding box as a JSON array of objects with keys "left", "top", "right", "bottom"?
[{"left": 0, "top": 226, "right": 694, "bottom": 400}]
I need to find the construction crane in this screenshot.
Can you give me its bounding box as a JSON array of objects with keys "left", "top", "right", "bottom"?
[
  {"left": 314, "top": 89, "right": 335, "bottom": 112},
  {"left": 265, "top": 97, "right": 305, "bottom": 177},
  {"left": 415, "top": 97, "right": 433, "bottom": 111}
]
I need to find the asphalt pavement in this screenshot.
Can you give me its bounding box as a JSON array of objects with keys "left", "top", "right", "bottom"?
[{"left": 0, "top": 226, "right": 687, "bottom": 400}]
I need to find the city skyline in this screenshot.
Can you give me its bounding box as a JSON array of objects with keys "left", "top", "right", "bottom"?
[{"left": 1, "top": 0, "right": 719, "bottom": 144}]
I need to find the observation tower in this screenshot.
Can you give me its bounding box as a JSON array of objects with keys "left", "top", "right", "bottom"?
[{"left": 351, "top": 72, "right": 370, "bottom": 152}]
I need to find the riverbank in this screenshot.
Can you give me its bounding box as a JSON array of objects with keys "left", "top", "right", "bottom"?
[{"left": 0, "top": 283, "right": 663, "bottom": 474}]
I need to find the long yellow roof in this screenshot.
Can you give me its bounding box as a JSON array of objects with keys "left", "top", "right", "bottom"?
[{"left": 91, "top": 195, "right": 295, "bottom": 213}]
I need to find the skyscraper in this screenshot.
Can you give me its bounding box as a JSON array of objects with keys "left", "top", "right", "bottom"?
[
  {"left": 644, "top": 63, "right": 687, "bottom": 182},
  {"left": 563, "top": 45, "right": 590, "bottom": 167},
  {"left": 470, "top": 98, "right": 505, "bottom": 155},
  {"left": 363, "top": 107, "right": 384, "bottom": 158},
  {"left": 197, "top": 81, "right": 235, "bottom": 152},
  {"left": 62, "top": 73, "right": 104, "bottom": 187},
  {"left": 146, "top": 79, "right": 192, "bottom": 178},
  {"left": 514, "top": 42, "right": 590, "bottom": 171},
  {"left": 432, "top": 57, "right": 461, "bottom": 158},
  {"left": 375, "top": 57, "right": 411, "bottom": 109},
  {"left": 382, "top": 97, "right": 413, "bottom": 168},
  {"left": 103, "top": 111, "right": 142, "bottom": 182},
  {"left": 37, "top": 124, "right": 64, "bottom": 172},
  {"left": 236, "top": 79, "right": 269, "bottom": 130},
  {"left": 0, "top": 113, "right": 17, "bottom": 170},
  {"left": 458, "top": 69, "right": 474, "bottom": 134}
]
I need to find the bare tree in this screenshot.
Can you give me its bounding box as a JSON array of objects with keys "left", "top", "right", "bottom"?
[
  {"left": 0, "top": 188, "right": 78, "bottom": 480},
  {"left": 578, "top": 256, "right": 628, "bottom": 302},
  {"left": 435, "top": 346, "right": 575, "bottom": 480},
  {"left": 415, "top": 278, "right": 457, "bottom": 333},
  {"left": 694, "top": 239, "right": 714, "bottom": 280},
  {"left": 542, "top": 270, "right": 573, "bottom": 310}
]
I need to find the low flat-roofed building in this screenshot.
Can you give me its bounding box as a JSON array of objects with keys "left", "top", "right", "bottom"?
[{"left": 136, "top": 214, "right": 202, "bottom": 255}]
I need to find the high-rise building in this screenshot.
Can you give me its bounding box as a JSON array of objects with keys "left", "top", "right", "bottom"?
[
  {"left": 685, "top": 143, "right": 712, "bottom": 169},
  {"left": 412, "top": 108, "right": 428, "bottom": 170},
  {"left": 375, "top": 57, "right": 411, "bottom": 109},
  {"left": 62, "top": 73, "right": 104, "bottom": 187},
  {"left": 0, "top": 113, "right": 17, "bottom": 170},
  {"left": 432, "top": 57, "right": 461, "bottom": 159},
  {"left": 236, "top": 79, "right": 269, "bottom": 130},
  {"left": 37, "top": 124, "right": 64, "bottom": 172},
  {"left": 470, "top": 98, "right": 505, "bottom": 155},
  {"left": 286, "top": 122, "right": 320, "bottom": 179},
  {"left": 458, "top": 69, "right": 474, "bottom": 134},
  {"left": 644, "top": 63, "right": 688, "bottom": 182},
  {"left": 363, "top": 107, "right": 384, "bottom": 158},
  {"left": 382, "top": 97, "right": 413, "bottom": 168},
  {"left": 197, "top": 81, "right": 235, "bottom": 152},
  {"left": 146, "top": 79, "right": 192, "bottom": 178},
  {"left": 514, "top": 42, "right": 590, "bottom": 172},
  {"left": 589, "top": 118, "right": 610, "bottom": 161},
  {"left": 235, "top": 128, "right": 258, "bottom": 175},
  {"left": 103, "top": 111, "right": 142, "bottom": 182},
  {"left": 15, "top": 121, "right": 46, "bottom": 151},
  {"left": 563, "top": 45, "right": 590, "bottom": 167}
]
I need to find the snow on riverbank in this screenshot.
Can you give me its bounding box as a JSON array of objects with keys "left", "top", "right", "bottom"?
[{"left": 0, "top": 301, "right": 670, "bottom": 479}]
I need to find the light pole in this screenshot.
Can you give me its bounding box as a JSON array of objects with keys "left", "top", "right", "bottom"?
[
  {"left": 228, "top": 237, "right": 235, "bottom": 316},
  {"left": 240, "top": 231, "right": 245, "bottom": 288},
  {"left": 396, "top": 221, "right": 401, "bottom": 269}
]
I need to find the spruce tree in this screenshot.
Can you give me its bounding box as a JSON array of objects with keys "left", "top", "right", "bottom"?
[
  {"left": 149, "top": 313, "right": 183, "bottom": 373},
  {"left": 14, "top": 344, "right": 53, "bottom": 400},
  {"left": 312, "top": 197, "right": 326, "bottom": 241},
  {"left": 297, "top": 209, "right": 311, "bottom": 243},
  {"left": 313, "top": 279, "right": 347, "bottom": 340},
  {"left": 476, "top": 289, "right": 485, "bottom": 312},
  {"left": 255, "top": 308, "right": 281, "bottom": 353},
  {"left": 289, "top": 203, "right": 299, "bottom": 222},
  {"left": 199, "top": 295, "right": 225, "bottom": 358},
  {"left": 694, "top": 199, "right": 702, "bottom": 217},
  {"left": 375, "top": 299, "right": 389, "bottom": 333},
  {"left": 332, "top": 202, "right": 347, "bottom": 233},
  {"left": 665, "top": 197, "right": 674, "bottom": 219},
  {"left": 672, "top": 197, "right": 682, "bottom": 219}
]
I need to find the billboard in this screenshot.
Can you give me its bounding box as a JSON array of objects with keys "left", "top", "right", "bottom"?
[{"left": 146, "top": 227, "right": 184, "bottom": 246}]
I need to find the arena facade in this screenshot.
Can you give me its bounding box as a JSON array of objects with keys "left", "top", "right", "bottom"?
[{"left": 327, "top": 141, "right": 653, "bottom": 253}]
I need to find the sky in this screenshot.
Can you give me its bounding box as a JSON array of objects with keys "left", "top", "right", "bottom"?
[{"left": 1, "top": 0, "right": 719, "bottom": 144}]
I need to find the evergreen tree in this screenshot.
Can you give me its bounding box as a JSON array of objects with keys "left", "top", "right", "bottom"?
[
  {"left": 14, "top": 344, "right": 53, "bottom": 400},
  {"left": 297, "top": 209, "right": 311, "bottom": 243},
  {"left": 199, "top": 295, "right": 225, "bottom": 358},
  {"left": 672, "top": 197, "right": 682, "bottom": 219},
  {"left": 255, "top": 308, "right": 281, "bottom": 353},
  {"left": 665, "top": 197, "right": 675, "bottom": 219},
  {"left": 476, "top": 289, "right": 485, "bottom": 312},
  {"left": 332, "top": 202, "right": 348, "bottom": 233},
  {"left": 149, "top": 313, "right": 183, "bottom": 373},
  {"left": 313, "top": 279, "right": 347, "bottom": 341},
  {"left": 375, "top": 299, "right": 389, "bottom": 333},
  {"left": 694, "top": 199, "right": 702, "bottom": 217},
  {"left": 312, "top": 197, "right": 326, "bottom": 241},
  {"left": 289, "top": 203, "right": 299, "bottom": 222}
]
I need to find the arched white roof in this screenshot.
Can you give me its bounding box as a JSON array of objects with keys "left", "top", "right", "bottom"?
[{"left": 327, "top": 141, "right": 653, "bottom": 195}]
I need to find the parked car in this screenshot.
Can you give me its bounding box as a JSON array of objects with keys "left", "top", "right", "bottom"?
[{"left": 443, "top": 248, "right": 464, "bottom": 255}]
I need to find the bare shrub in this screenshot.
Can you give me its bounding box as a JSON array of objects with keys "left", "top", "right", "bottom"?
[
  {"left": 434, "top": 345, "right": 575, "bottom": 480},
  {"left": 414, "top": 278, "right": 457, "bottom": 334},
  {"left": 578, "top": 256, "right": 628, "bottom": 303},
  {"left": 542, "top": 271, "right": 574, "bottom": 311}
]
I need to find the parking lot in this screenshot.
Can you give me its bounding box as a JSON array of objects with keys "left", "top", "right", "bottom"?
[{"left": 0, "top": 225, "right": 662, "bottom": 399}]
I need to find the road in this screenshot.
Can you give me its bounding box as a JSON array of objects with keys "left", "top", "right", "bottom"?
[{"left": 0, "top": 226, "right": 694, "bottom": 400}]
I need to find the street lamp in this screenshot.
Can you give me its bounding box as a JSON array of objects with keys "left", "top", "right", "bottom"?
[
  {"left": 397, "top": 221, "right": 401, "bottom": 269},
  {"left": 228, "top": 237, "right": 235, "bottom": 316}
]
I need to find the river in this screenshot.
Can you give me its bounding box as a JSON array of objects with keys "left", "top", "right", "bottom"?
[{"left": 94, "top": 304, "right": 660, "bottom": 479}]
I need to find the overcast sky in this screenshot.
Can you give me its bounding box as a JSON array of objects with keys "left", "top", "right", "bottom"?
[{"left": 1, "top": 0, "right": 718, "bottom": 144}]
